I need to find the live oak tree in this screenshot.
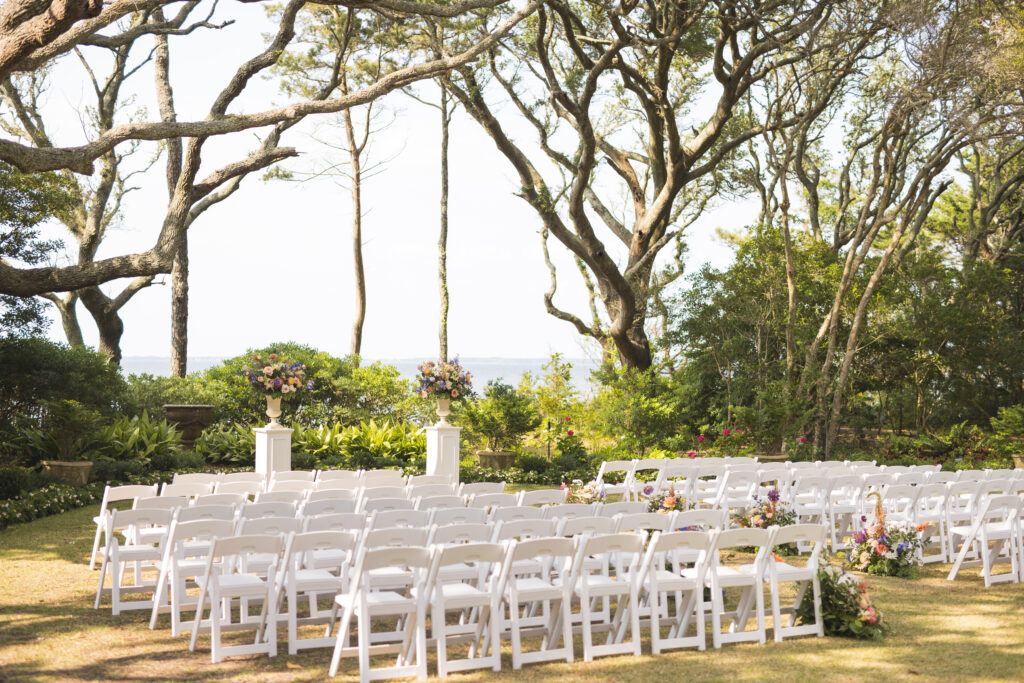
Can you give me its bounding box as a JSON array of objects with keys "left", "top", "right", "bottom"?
[
  {"left": 0, "top": 0, "right": 542, "bottom": 300},
  {"left": 429, "top": 0, "right": 888, "bottom": 370}
]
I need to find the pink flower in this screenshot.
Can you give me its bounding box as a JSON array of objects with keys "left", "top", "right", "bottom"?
[
  {"left": 687, "top": 451, "right": 697, "bottom": 458},
  {"left": 567, "top": 430, "right": 574, "bottom": 436},
  {"left": 723, "top": 429, "right": 730, "bottom": 436},
  {"left": 451, "top": 389, "right": 459, "bottom": 398},
  {"left": 269, "top": 353, "right": 278, "bottom": 360},
  {"left": 800, "top": 436, "right": 808, "bottom": 443},
  {"left": 263, "top": 366, "right": 273, "bottom": 374},
  {"left": 697, "top": 435, "right": 705, "bottom": 443},
  {"left": 420, "top": 391, "right": 428, "bottom": 398},
  {"left": 737, "top": 429, "right": 743, "bottom": 434},
  {"left": 564, "top": 416, "right": 571, "bottom": 422}
]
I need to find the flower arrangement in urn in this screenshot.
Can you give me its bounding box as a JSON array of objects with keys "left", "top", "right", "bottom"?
[
  {"left": 244, "top": 352, "right": 314, "bottom": 426},
  {"left": 416, "top": 358, "right": 472, "bottom": 424}
]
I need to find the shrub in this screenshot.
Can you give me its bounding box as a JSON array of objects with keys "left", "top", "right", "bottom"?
[
  {"left": 515, "top": 454, "right": 551, "bottom": 475},
  {"left": 94, "top": 412, "right": 184, "bottom": 470},
  {"left": 335, "top": 420, "right": 425, "bottom": 470},
  {"left": 194, "top": 424, "right": 256, "bottom": 466},
  {"left": 13, "top": 399, "right": 106, "bottom": 466},
  {"left": 0, "top": 465, "right": 31, "bottom": 499},
  {"left": 461, "top": 381, "right": 541, "bottom": 451},
  {"left": 124, "top": 373, "right": 235, "bottom": 422}
]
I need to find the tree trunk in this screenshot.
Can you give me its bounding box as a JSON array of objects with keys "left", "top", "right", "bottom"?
[
  {"left": 438, "top": 84, "right": 450, "bottom": 362},
  {"left": 170, "top": 234, "right": 188, "bottom": 377},
  {"left": 342, "top": 93, "right": 365, "bottom": 359},
  {"left": 78, "top": 287, "right": 124, "bottom": 365}
]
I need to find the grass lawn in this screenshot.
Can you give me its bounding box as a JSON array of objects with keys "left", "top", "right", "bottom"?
[{"left": 2, "top": 505, "right": 1024, "bottom": 682}]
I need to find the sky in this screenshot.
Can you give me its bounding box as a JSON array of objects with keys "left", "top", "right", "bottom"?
[{"left": 32, "top": 2, "right": 747, "bottom": 368}]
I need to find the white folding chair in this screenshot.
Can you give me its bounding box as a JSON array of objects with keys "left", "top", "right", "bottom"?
[
  {"left": 762, "top": 524, "right": 825, "bottom": 641},
  {"left": 214, "top": 481, "right": 261, "bottom": 498},
  {"left": 597, "top": 501, "right": 647, "bottom": 517},
  {"left": 628, "top": 460, "right": 667, "bottom": 501},
  {"left": 220, "top": 471, "right": 265, "bottom": 484},
  {"left": 469, "top": 492, "right": 519, "bottom": 510},
  {"left": 360, "top": 470, "right": 407, "bottom": 488},
  {"left": 241, "top": 501, "right": 297, "bottom": 519},
  {"left": 363, "top": 498, "right": 415, "bottom": 515},
  {"left": 308, "top": 488, "right": 358, "bottom": 502},
  {"left": 566, "top": 533, "right": 644, "bottom": 662},
  {"left": 790, "top": 476, "right": 829, "bottom": 526},
  {"left": 413, "top": 495, "right": 465, "bottom": 511},
  {"left": 254, "top": 490, "right": 305, "bottom": 505},
  {"left": 276, "top": 530, "right": 357, "bottom": 654},
  {"left": 408, "top": 484, "right": 456, "bottom": 499},
  {"left": 594, "top": 459, "right": 636, "bottom": 498},
  {"left": 542, "top": 503, "right": 597, "bottom": 522},
  {"left": 423, "top": 542, "right": 507, "bottom": 676},
  {"left": 94, "top": 507, "right": 171, "bottom": 614},
  {"left": 317, "top": 469, "right": 361, "bottom": 484},
  {"left": 713, "top": 471, "right": 759, "bottom": 515},
  {"left": 269, "top": 479, "right": 315, "bottom": 494},
  {"left": 490, "top": 506, "right": 544, "bottom": 523},
  {"left": 368, "top": 509, "right": 430, "bottom": 529},
  {"left": 272, "top": 470, "right": 317, "bottom": 483},
  {"left": 459, "top": 481, "right": 506, "bottom": 496},
  {"left": 557, "top": 516, "right": 616, "bottom": 538},
  {"left": 328, "top": 546, "right": 432, "bottom": 681},
  {"left": 947, "top": 494, "right": 1022, "bottom": 587},
  {"left": 518, "top": 488, "right": 568, "bottom": 507},
  {"left": 193, "top": 493, "right": 246, "bottom": 508},
  {"left": 407, "top": 473, "right": 454, "bottom": 487},
  {"left": 704, "top": 527, "right": 774, "bottom": 648},
  {"left": 501, "top": 537, "right": 576, "bottom": 669},
  {"left": 690, "top": 464, "right": 727, "bottom": 508},
  {"left": 172, "top": 472, "right": 222, "bottom": 486},
  {"left": 303, "top": 498, "right": 357, "bottom": 517},
  {"left": 188, "top": 534, "right": 284, "bottom": 663},
  {"left": 880, "top": 484, "right": 920, "bottom": 523},
  {"left": 90, "top": 484, "right": 159, "bottom": 569},
  {"left": 675, "top": 508, "right": 728, "bottom": 531},
  {"left": 431, "top": 507, "right": 488, "bottom": 526},
  {"left": 826, "top": 475, "right": 864, "bottom": 550},
  {"left": 653, "top": 466, "right": 696, "bottom": 501},
  {"left": 613, "top": 512, "right": 674, "bottom": 534},
  {"left": 304, "top": 512, "right": 368, "bottom": 534},
  {"left": 636, "top": 530, "right": 712, "bottom": 652},
  {"left": 149, "top": 518, "right": 235, "bottom": 635},
  {"left": 161, "top": 482, "right": 214, "bottom": 499},
  {"left": 176, "top": 504, "right": 236, "bottom": 523},
  {"left": 914, "top": 483, "right": 949, "bottom": 562}
]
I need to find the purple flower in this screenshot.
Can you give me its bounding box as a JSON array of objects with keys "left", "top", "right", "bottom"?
[
  {"left": 853, "top": 530, "right": 866, "bottom": 544},
  {"left": 767, "top": 489, "right": 780, "bottom": 503},
  {"left": 642, "top": 484, "right": 655, "bottom": 496}
]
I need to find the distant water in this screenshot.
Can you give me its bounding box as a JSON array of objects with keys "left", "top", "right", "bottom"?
[{"left": 120, "top": 356, "right": 598, "bottom": 394}]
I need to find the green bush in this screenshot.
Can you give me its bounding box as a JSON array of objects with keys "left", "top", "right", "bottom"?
[
  {"left": 0, "top": 465, "right": 31, "bottom": 499},
  {"left": 13, "top": 399, "right": 106, "bottom": 466},
  {"left": 125, "top": 373, "right": 235, "bottom": 422},
  {"left": 194, "top": 424, "right": 256, "bottom": 466},
  {"left": 461, "top": 381, "right": 541, "bottom": 451},
  {"left": 515, "top": 453, "right": 551, "bottom": 474},
  {"left": 333, "top": 420, "right": 425, "bottom": 470},
  {"left": 94, "top": 412, "right": 184, "bottom": 470}
]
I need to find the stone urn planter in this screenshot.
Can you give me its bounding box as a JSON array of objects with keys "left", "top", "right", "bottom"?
[
  {"left": 1012, "top": 453, "right": 1024, "bottom": 470},
  {"left": 163, "top": 404, "right": 216, "bottom": 449},
  {"left": 755, "top": 453, "right": 790, "bottom": 463},
  {"left": 476, "top": 450, "right": 516, "bottom": 470},
  {"left": 40, "top": 460, "right": 92, "bottom": 486}
]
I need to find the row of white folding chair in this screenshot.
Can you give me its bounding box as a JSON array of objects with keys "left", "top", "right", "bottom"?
[
  {"left": 947, "top": 494, "right": 1024, "bottom": 588},
  {"left": 326, "top": 521, "right": 825, "bottom": 680}
]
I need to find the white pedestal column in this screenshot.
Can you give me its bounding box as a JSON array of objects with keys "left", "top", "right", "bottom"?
[
  {"left": 254, "top": 425, "right": 293, "bottom": 483},
  {"left": 425, "top": 423, "right": 461, "bottom": 484}
]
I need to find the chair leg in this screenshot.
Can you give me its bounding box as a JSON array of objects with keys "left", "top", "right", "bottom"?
[
  {"left": 560, "top": 595, "right": 574, "bottom": 663},
  {"left": 357, "top": 607, "right": 371, "bottom": 683},
  {"left": 89, "top": 522, "right": 104, "bottom": 570},
  {"left": 210, "top": 588, "right": 222, "bottom": 664}
]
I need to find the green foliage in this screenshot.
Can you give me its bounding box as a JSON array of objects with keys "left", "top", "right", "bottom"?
[
  {"left": 326, "top": 420, "right": 425, "bottom": 471},
  {"left": 193, "top": 424, "right": 256, "bottom": 466},
  {"left": 14, "top": 400, "right": 106, "bottom": 466},
  {"left": 94, "top": 413, "right": 184, "bottom": 471},
  {"left": 0, "top": 466, "right": 31, "bottom": 499},
  {"left": 461, "top": 381, "right": 541, "bottom": 451},
  {"left": 0, "top": 162, "right": 77, "bottom": 337},
  {"left": 202, "top": 343, "right": 414, "bottom": 426},
  {"left": 591, "top": 364, "right": 680, "bottom": 457},
  {"left": 124, "top": 374, "right": 234, "bottom": 421},
  {"left": 0, "top": 338, "right": 130, "bottom": 459}
]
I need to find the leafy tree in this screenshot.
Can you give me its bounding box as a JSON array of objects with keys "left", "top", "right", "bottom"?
[
  {"left": 462, "top": 381, "right": 541, "bottom": 452},
  {"left": 0, "top": 162, "right": 74, "bottom": 336},
  {"left": 591, "top": 364, "right": 681, "bottom": 458}
]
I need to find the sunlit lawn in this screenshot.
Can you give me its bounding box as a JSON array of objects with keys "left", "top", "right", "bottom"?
[{"left": 2, "top": 505, "right": 1024, "bottom": 682}]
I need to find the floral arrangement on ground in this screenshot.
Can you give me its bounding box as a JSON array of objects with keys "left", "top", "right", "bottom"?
[
  {"left": 797, "top": 556, "right": 887, "bottom": 640},
  {"left": 640, "top": 484, "right": 691, "bottom": 513},
  {"left": 845, "top": 492, "right": 927, "bottom": 578},
  {"left": 734, "top": 489, "right": 800, "bottom": 554},
  {"left": 245, "top": 352, "right": 313, "bottom": 397},
  {"left": 416, "top": 358, "right": 472, "bottom": 399},
  {"left": 561, "top": 478, "right": 606, "bottom": 504}
]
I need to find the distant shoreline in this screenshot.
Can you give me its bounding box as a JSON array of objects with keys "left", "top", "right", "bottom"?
[{"left": 120, "top": 356, "right": 598, "bottom": 393}]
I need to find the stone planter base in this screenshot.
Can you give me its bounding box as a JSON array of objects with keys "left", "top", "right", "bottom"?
[
  {"left": 1012, "top": 454, "right": 1024, "bottom": 470},
  {"left": 40, "top": 460, "right": 92, "bottom": 486},
  {"left": 476, "top": 450, "right": 516, "bottom": 470},
  {"left": 756, "top": 453, "right": 790, "bottom": 463}
]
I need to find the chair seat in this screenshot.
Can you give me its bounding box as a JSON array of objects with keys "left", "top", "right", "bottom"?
[
  {"left": 114, "top": 544, "right": 162, "bottom": 560},
  {"left": 216, "top": 574, "right": 268, "bottom": 596},
  {"left": 952, "top": 522, "right": 1014, "bottom": 538},
  {"left": 508, "top": 577, "right": 563, "bottom": 601},
  {"left": 307, "top": 548, "right": 347, "bottom": 568}
]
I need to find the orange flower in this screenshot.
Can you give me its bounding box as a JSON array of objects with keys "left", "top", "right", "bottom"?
[{"left": 916, "top": 523, "right": 930, "bottom": 532}]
